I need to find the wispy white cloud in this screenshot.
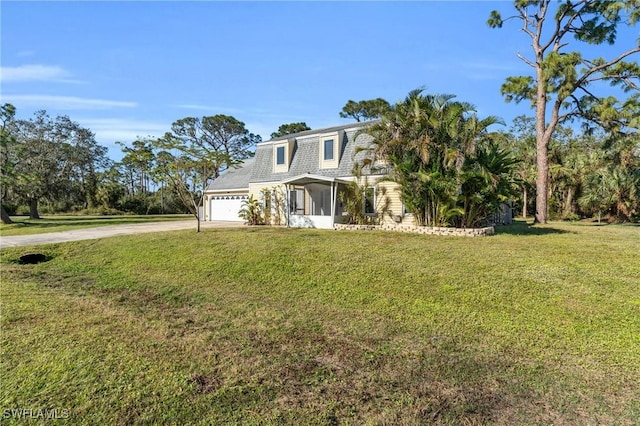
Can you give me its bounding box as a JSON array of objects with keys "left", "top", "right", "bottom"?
[
  {"left": 175, "top": 103, "right": 215, "bottom": 110},
  {"left": 1, "top": 94, "right": 137, "bottom": 110},
  {"left": 0, "top": 64, "right": 82, "bottom": 83},
  {"left": 81, "top": 118, "right": 168, "bottom": 144}
]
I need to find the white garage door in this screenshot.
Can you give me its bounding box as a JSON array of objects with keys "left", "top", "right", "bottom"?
[{"left": 210, "top": 195, "right": 247, "bottom": 221}]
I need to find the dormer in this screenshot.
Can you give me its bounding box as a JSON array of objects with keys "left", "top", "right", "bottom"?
[
  {"left": 318, "top": 130, "right": 344, "bottom": 169},
  {"left": 273, "top": 138, "right": 296, "bottom": 173}
]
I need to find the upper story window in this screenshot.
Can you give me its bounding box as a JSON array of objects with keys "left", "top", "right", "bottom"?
[
  {"left": 319, "top": 133, "right": 340, "bottom": 169},
  {"left": 273, "top": 139, "right": 295, "bottom": 173},
  {"left": 323, "top": 139, "right": 334, "bottom": 160},
  {"left": 276, "top": 146, "right": 285, "bottom": 165}
]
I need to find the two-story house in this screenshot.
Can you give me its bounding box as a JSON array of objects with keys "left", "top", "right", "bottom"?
[{"left": 203, "top": 122, "right": 410, "bottom": 228}]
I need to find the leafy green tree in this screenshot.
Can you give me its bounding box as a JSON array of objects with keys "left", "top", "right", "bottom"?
[
  {"left": 168, "top": 115, "right": 260, "bottom": 186},
  {"left": 152, "top": 148, "right": 204, "bottom": 230},
  {"left": 2, "top": 107, "right": 110, "bottom": 218},
  {"left": 96, "top": 166, "right": 127, "bottom": 211},
  {"left": 151, "top": 115, "right": 260, "bottom": 231},
  {"left": 340, "top": 98, "right": 390, "bottom": 122},
  {"left": 56, "top": 116, "right": 110, "bottom": 210},
  {"left": 0, "top": 103, "right": 17, "bottom": 224},
  {"left": 117, "top": 139, "right": 155, "bottom": 195},
  {"left": 7, "top": 111, "right": 111, "bottom": 217},
  {"left": 270, "top": 122, "right": 311, "bottom": 139},
  {"left": 488, "top": 0, "right": 640, "bottom": 223},
  {"left": 506, "top": 116, "right": 538, "bottom": 218},
  {"left": 10, "top": 111, "right": 77, "bottom": 218},
  {"left": 579, "top": 133, "right": 640, "bottom": 222},
  {"left": 578, "top": 168, "right": 615, "bottom": 223},
  {"left": 547, "top": 131, "right": 599, "bottom": 219}
]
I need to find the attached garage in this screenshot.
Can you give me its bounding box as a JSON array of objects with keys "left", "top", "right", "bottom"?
[
  {"left": 203, "top": 158, "right": 254, "bottom": 222},
  {"left": 209, "top": 194, "right": 247, "bottom": 222}
]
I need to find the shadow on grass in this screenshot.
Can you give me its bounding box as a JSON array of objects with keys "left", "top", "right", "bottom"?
[
  {"left": 2, "top": 219, "right": 125, "bottom": 230},
  {"left": 4, "top": 215, "right": 188, "bottom": 227},
  {"left": 611, "top": 222, "right": 640, "bottom": 227},
  {"left": 494, "top": 220, "right": 573, "bottom": 236}
]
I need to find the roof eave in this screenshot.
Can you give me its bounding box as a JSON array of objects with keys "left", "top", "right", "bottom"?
[
  {"left": 281, "top": 173, "right": 350, "bottom": 185},
  {"left": 204, "top": 187, "right": 249, "bottom": 193}
]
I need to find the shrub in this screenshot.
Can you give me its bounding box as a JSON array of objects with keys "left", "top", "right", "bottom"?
[
  {"left": 562, "top": 212, "right": 581, "bottom": 222},
  {"left": 238, "top": 195, "right": 264, "bottom": 225}
]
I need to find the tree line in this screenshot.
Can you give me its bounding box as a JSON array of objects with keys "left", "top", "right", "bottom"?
[
  {"left": 1, "top": 1, "right": 638, "bottom": 226},
  {"left": 0, "top": 104, "right": 316, "bottom": 226},
  {"left": 340, "top": 0, "right": 639, "bottom": 225},
  {"left": 2, "top": 96, "right": 637, "bottom": 227},
  {"left": 341, "top": 93, "right": 639, "bottom": 226}
]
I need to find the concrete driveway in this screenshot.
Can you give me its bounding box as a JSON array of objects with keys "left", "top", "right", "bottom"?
[{"left": 0, "top": 220, "right": 243, "bottom": 248}]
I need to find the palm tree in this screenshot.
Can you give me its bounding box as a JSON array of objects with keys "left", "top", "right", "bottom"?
[
  {"left": 458, "top": 142, "right": 520, "bottom": 228},
  {"left": 362, "top": 89, "right": 511, "bottom": 227},
  {"left": 577, "top": 134, "right": 640, "bottom": 223},
  {"left": 603, "top": 135, "right": 640, "bottom": 221}
]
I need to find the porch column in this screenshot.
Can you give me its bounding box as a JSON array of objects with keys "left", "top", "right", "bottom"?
[
  {"left": 285, "top": 184, "right": 290, "bottom": 228},
  {"left": 331, "top": 181, "right": 337, "bottom": 229}
]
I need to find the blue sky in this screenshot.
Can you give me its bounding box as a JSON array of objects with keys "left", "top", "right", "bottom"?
[{"left": 1, "top": 1, "right": 637, "bottom": 161}]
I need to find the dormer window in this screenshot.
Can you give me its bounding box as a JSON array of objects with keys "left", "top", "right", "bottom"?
[
  {"left": 273, "top": 139, "right": 295, "bottom": 173},
  {"left": 319, "top": 133, "right": 340, "bottom": 169},
  {"left": 323, "top": 139, "right": 334, "bottom": 160},
  {"left": 276, "top": 146, "right": 285, "bottom": 165}
]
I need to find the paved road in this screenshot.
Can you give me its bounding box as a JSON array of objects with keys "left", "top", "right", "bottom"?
[{"left": 0, "top": 220, "right": 243, "bottom": 248}]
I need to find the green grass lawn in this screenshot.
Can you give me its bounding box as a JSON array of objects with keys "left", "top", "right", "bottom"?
[
  {"left": 0, "top": 214, "right": 191, "bottom": 236},
  {"left": 1, "top": 221, "right": 639, "bottom": 424}
]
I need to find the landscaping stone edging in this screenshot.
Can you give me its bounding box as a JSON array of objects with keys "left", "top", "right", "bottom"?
[{"left": 333, "top": 223, "right": 495, "bottom": 237}]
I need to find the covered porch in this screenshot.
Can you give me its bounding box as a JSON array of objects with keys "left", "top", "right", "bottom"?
[{"left": 282, "top": 174, "right": 350, "bottom": 229}]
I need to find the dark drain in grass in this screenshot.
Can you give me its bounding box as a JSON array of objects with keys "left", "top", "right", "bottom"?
[
  {"left": 190, "top": 374, "right": 221, "bottom": 394},
  {"left": 18, "top": 253, "right": 52, "bottom": 265}
]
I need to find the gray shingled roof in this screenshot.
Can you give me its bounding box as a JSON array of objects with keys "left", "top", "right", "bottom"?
[
  {"left": 267, "top": 121, "right": 377, "bottom": 143},
  {"left": 206, "top": 122, "right": 381, "bottom": 191},
  {"left": 250, "top": 123, "right": 379, "bottom": 183},
  {"left": 205, "top": 157, "right": 255, "bottom": 191}
]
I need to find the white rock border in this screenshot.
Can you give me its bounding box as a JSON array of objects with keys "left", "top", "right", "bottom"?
[{"left": 333, "top": 223, "right": 495, "bottom": 237}]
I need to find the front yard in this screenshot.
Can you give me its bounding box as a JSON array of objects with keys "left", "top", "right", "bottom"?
[{"left": 1, "top": 221, "right": 638, "bottom": 424}]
